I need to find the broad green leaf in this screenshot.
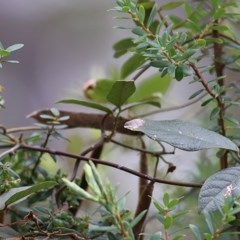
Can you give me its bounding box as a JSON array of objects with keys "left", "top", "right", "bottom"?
[
  {"left": 6, "top": 44, "right": 24, "bottom": 52},
  {"left": 121, "top": 54, "right": 146, "bottom": 79},
  {"left": 84, "top": 79, "right": 114, "bottom": 102},
  {"left": 0, "top": 181, "right": 57, "bottom": 210},
  {"left": 107, "top": 80, "right": 136, "bottom": 108},
  {"left": 124, "top": 119, "right": 239, "bottom": 152},
  {"left": 58, "top": 99, "right": 112, "bottom": 113},
  {"left": 113, "top": 38, "right": 134, "bottom": 58},
  {"left": 128, "top": 73, "right": 171, "bottom": 102},
  {"left": 199, "top": 167, "right": 240, "bottom": 212},
  {"left": 160, "top": 1, "right": 184, "bottom": 11}
]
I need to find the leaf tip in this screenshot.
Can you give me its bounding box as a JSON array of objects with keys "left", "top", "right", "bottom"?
[{"left": 124, "top": 118, "right": 145, "bottom": 131}]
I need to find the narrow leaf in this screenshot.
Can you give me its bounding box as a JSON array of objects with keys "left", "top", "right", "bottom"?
[
  {"left": 199, "top": 167, "right": 240, "bottom": 212},
  {"left": 124, "top": 119, "right": 239, "bottom": 152},
  {"left": 58, "top": 99, "right": 112, "bottom": 113},
  {"left": 1, "top": 181, "right": 57, "bottom": 210},
  {"left": 107, "top": 80, "right": 136, "bottom": 108},
  {"left": 160, "top": 1, "right": 184, "bottom": 11}
]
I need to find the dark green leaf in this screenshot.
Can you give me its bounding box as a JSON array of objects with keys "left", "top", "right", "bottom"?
[
  {"left": 124, "top": 119, "right": 239, "bottom": 152},
  {"left": 107, "top": 80, "right": 136, "bottom": 108},
  {"left": 175, "top": 65, "right": 184, "bottom": 81},
  {"left": 188, "top": 89, "right": 204, "bottom": 100},
  {"left": 199, "top": 167, "right": 240, "bottom": 212},
  {"left": 147, "top": 6, "right": 157, "bottom": 28},
  {"left": 58, "top": 99, "right": 112, "bottom": 113},
  {"left": 121, "top": 54, "right": 146, "bottom": 79},
  {"left": 113, "top": 38, "right": 134, "bottom": 58},
  {"left": 160, "top": 1, "right": 184, "bottom": 11},
  {"left": 0, "top": 181, "right": 57, "bottom": 210}
]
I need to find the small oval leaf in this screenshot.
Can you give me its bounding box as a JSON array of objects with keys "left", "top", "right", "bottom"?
[{"left": 124, "top": 119, "right": 239, "bottom": 152}]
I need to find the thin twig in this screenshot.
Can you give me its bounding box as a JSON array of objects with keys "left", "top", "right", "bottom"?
[{"left": 20, "top": 143, "right": 202, "bottom": 188}]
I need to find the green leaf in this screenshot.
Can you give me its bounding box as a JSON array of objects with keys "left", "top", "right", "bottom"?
[
  {"left": 0, "top": 226, "right": 20, "bottom": 238},
  {"left": 129, "top": 210, "right": 147, "bottom": 228},
  {"left": 175, "top": 65, "right": 184, "bottom": 81},
  {"left": 129, "top": 73, "right": 171, "bottom": 102},
  {"left": 6, "top": 44, "right": 24, "bottom": 52},
  {"left": 0, "top": 181, "right": 57, "bottom": 210},
  {"left": 132, "top": 27, "right": 146, "bottom": 36},
  {"left": 121, "top": 54, "right": 146, "bottom": 79},
  {"left": 138, "top": 5, "right": 145, "bottom": 23},
  {"left": 189, "top": 224, "right": 202, "bottom": 240},
  {"left": 107, "top": 80, "right": 136, "bottom": 108},
  {"left": 199, "top": 167, "right": 240, "bottom": 212},
  {"left": 58, "top": 99, "right": 112, "bottom": 113},
  {"left": 160, "top": 1, "right": 184, "bottom": 11},
  {"left": 113, "top": 38, "right": 134, "bottom": 58},
  {"left": 147, "top": 6, "right": 157, "bottom": 28},
  {"left": 84, "top": 79, "right": 115, "bottom": 102},
  {"left": 124, "top": 119, "right": 239, "bottom": 152}
]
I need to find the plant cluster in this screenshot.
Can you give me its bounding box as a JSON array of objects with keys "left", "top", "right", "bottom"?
[{"left": 1, "top": 0, "right": 240, "bottom": 239}]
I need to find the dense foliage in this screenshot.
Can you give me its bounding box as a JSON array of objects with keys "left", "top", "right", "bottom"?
[{"left": 1, "top": 0, "right": 240, "bottom": 239}]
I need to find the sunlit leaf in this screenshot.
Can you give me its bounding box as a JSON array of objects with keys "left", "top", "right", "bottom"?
[{"left": 124, "top": 119, "right": 239, "bottom": 152}]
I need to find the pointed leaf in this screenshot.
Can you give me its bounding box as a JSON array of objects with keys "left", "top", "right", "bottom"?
[
  {"left": 58, "top": 99, "right": 112, "bottom": 113},
  {"left": 199, "top": 167, "right": 240, "bottom": 212},
  {"left": 6, "top": 44, "right": 24, "bottom": 52},
  {"left": 107, "top": 80, "right": 136, "bottom": 108},
  {"left": 160, "top": 1, "right": 184, "bottom": 11},
  {"left": 124, "top": 119, "right": 239, "bottom": 152}
]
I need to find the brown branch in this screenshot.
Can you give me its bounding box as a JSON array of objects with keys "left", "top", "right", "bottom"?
[
  {"left": 27, "top": 109, "right": 137, "bottom": 136},
  {"left": 20, "top": 143, "right": 202, "bottom": 188}
]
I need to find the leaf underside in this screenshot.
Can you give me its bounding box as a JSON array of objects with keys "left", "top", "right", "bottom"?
[
  {"left": 124, "top": 119, "right": 239, "bottom": 152},
  {"left": 199, "top": 167, "right": 240, "bottom": 212}
]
